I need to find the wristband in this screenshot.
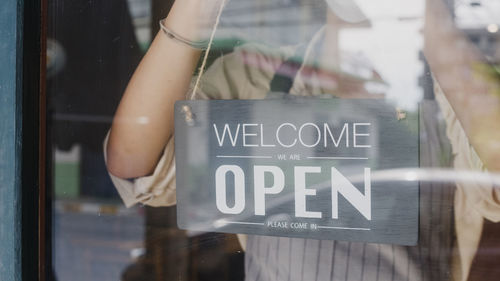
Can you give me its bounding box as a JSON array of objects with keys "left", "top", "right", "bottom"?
[{"left": 159, "top": 19, "right": 209, "bottom": 50}]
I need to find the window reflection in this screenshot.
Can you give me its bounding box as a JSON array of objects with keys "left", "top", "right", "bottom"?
[{"left": 47, "top": 0, "right": 500, "bottom": 280}]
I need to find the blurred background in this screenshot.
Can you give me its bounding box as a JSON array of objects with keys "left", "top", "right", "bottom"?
[{"left": 46, "top": 0, "right": 499, "bottom": 280}]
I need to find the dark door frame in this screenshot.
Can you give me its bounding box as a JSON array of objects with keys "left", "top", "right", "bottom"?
[{"left": 0, "top": 0, "right": 46, "bottom": 280}]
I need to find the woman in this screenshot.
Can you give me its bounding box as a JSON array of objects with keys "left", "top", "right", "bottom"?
[{"left": 105, "top": 0, "right": 456, "bottom": 280}]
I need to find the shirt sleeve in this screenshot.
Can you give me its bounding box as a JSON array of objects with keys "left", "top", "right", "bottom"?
[
  {"left": 103, "top": 43, "right": 289, "bottom": 208},
  {"left": 103, "top": 130, "right": 177, "bottom": 207},
  {"left": 434, "top": 77, "right": 500, "bottom": 281}
]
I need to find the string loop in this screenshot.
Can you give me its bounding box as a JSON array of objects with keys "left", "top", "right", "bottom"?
[{"left": 191, "top": 0, "right": 228, "bottom": 100}]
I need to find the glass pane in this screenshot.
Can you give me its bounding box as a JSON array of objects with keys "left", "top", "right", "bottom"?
[{"left": 46, "top": 0, "right": 500, "bottom": 280}]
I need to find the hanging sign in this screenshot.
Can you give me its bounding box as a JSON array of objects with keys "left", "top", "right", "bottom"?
[{"left": 174, "top": 98, "right": 419, "bottom": 245}]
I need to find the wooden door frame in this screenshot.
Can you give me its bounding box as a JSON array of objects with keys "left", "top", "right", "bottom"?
[{"left": 0, "top": 0, "right": 47, "bottom": 280}]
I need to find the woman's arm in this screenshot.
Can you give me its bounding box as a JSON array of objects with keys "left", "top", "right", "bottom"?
[{"left": 106, "top": 0, "right": 211, "bottom": 179}]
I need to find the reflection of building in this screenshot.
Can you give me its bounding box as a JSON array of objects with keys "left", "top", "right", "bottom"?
[
  {"left": 216, "top": 0, "right": 326, "bottom": 45},
  {"left": 421, "top": 0, "right": 500, "bottom": 99},
  {"left": 217, "top": 0, "right": 386, "bottom": 98},
  {"left": 463, "top": 28, "right": 500, "bottom": 62},
  {"left": 450, "top": 0, "right": 500, "bottom": 62},
  {"left": 216, "top": 0, "right": 373, "bottom": 46}
]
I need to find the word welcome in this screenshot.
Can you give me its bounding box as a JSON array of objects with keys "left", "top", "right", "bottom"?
[
  {"left": 213, "top": 123, "right": 371, "bottom": 148},
  {"left": 215, "top": 165, "right": 371, "bottom": 220}
]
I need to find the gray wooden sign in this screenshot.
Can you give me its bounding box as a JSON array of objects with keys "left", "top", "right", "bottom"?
[{"left": 175, "top": 98, "right": 419, "bottom": 245}]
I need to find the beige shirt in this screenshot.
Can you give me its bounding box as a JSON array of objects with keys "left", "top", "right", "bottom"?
[
  {"left": 104, "top": 43, "right": 499, "bottom": 281},
  {"left": 434, "top": 80, "right": 500, "bottom": 281}
]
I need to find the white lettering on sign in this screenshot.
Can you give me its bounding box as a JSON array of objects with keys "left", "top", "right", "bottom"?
[
  {"left": 298, "top": 123, "right": 322, "bottom": 148},
  {"left": 324, "top": 123, "right": 349, "bottom": 147},
  {"left": 267, "top": 221, "right": 288, "bottom": 228},
  {"left": 213, "top": 124, "right": 240, "bottom": 147},
  {"left": 215, "top": 165, "right": 246, "bottom": 214},
  {"left": 213, "top": 122, "right": 370, "bottom": 148},
  {"left": 260, "top": 124, "right": 276, "bottom": 147},
  {"left": 353, "top": 123, "right": 371, "bottom": 148},
  {"left": 242, "top": 123, "right": 258, "bottom": 147},
  {"left": 254, "top": 166, "right": 285, "bottom": 216},
  {"left": 276, "top": 123, "right": 297, "bottom": 148},
  {"left": 294, "top": 166, "right": 322, "bottom": 218},
  {"left": 215, "top": 165, "right": 371, "bottom": 220},
  {"left": 331, "top": 167, "right": 371, "bottom": 220}
]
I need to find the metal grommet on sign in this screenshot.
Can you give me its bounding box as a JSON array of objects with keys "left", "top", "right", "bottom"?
[{"left": 181, "top": 105, "right": 195, "bottom": 126}]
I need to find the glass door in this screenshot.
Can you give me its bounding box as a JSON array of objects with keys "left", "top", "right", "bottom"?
[{"left": 44, "top": 0, "right": 500, "bottom": 280}]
